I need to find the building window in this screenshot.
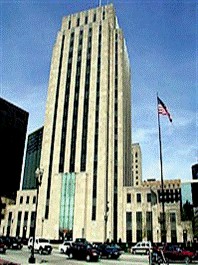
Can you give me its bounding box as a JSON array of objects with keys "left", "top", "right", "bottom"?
[
  {"left": 59, "top": 32, "right": 74, "bottom": 173},
  {"left": 147, "top": 193, "right": 151, "bottom": 203},
  {"left": 33, "top": 196, "right": 36, "bottom": 204},
  {"left": 77, "top": 17, "right": 80, "bottom": 27},
  {"left": 126, "top": 212, "right": 132, "bottom": 242},
  {"left": 85, "top": 16, "right": 88, "bottom": 24},
  {"left": 146, "top": 211, "right": 153, "bottom": 242},
  {"left": 68, "top": 20, "right": 71, "bottom": 29},
  {"left": 26, "top": 196, "right": 29, "bottom": 204},
  {"left": 136, "top": 211, "right": 142, "bottom": 242},
  {"left": 170, "top": 212, "right": 177, "bottom": 243},
  {"left": 20, "top": 196, "right": 23, "bottom": 204},
  {"left": 102, "top": 10, "right": 105, "bottom": 20},
  {"left": 127, "top": 193, "right": 131, "bottom": 203},
  {"left": 93, "top": 13, "right": 96, "bottom": 22},
  {"left": 137, "top": 193, "right": 141, "bottom": 203},
  {"left": 16, "top": 211, "right": 22, "bottom": 237}
]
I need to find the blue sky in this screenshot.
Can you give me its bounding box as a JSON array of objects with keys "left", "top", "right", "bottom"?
[{"left": 1, "top": 0, "right": 197, "bottom": 182}]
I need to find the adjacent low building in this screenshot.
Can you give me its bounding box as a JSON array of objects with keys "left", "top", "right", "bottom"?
[{"left": 1, "top": 177, "right": 193, "bottom": 244}]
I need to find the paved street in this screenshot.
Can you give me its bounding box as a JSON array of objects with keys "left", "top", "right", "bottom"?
[
  {"left": 0, "top": 247, "right": 146, "bottom": 265},
  {"left": 0, "top": 246, "right": 198, "bottom": 265}
]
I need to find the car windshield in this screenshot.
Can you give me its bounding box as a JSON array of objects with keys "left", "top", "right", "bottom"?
[
  {"left": 106, "top": 246, "right": 116, "bottom": 249},
  {"left": 39, "top": 239, "right": 49, "bottom": 243}
]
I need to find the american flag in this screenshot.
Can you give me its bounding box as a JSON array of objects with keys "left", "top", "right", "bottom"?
[{"left": 157, "top": 96, "right": 172, "bottom": 123}]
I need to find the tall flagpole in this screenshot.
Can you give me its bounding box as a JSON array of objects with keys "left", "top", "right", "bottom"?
[{"left": 157, "top": 94, "right": 166, "bottom": 243}]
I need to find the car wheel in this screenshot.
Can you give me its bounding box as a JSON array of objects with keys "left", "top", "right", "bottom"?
[
  {"left": 86, "top": 254, "right": 91, "bottom": 261},
  {"left": 184, "top": 257, "right": 190, "bottom": 263},
  {"left": 69, "top": 252, "right": 73, "bottom": 259},
  {"left": 108, "top": 254, "right": 112, "bottom": 259},
  {"left": 39, "top": 248, "right": 43, "bottom": 255},
  {"left": 60, "top": 248, "right": 64, "bottom": 254}
]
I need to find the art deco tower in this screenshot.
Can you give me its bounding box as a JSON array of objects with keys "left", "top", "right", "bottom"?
[{"left": 37, "top": 4, "right": 132, "bottom": 242}]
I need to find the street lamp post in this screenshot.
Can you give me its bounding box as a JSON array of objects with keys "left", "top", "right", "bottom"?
[
  {"left": 104, "top": 201, "right": 109, "bottom": 242},
  {"left": 28, "top": 168, "right": 44, "bottom": 264}
]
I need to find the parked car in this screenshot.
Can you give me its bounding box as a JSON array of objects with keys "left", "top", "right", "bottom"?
[
  {"left": 9, "top": 237, "right": 23, "bottom": 250},
  {"left": 0, "top": 236, "right": 11, "bottom": 248},
  {"left": 131, "top": 241, "right": 152, "bottom": 255},
  {"left": 58, "top": 241, "right": 73, "bottom": 254},
  {"left": 162, "top": 244, "right": 196, "bottom": 263},
  {"left": 66, "top": 241, "right": 99, "bottom": 262},
  {"left": 97, "top": 243, "right": 123, "bottom": 259},
  {"left": 28, "top": 237, "right": 52, "bottom": 254},
  {"left": 0, "top": 238, "right": 7, "bottom": 254}
]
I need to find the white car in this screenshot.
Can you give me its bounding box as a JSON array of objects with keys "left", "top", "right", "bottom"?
[
  {"left": 28, "top": 237, "right": 52, "bottom": 254},
  {"left": 131, "top": 241, "right": 152, "bottom": 255},
  {"left": 58, "top": 241, "right": 73, "bottom": 254}
]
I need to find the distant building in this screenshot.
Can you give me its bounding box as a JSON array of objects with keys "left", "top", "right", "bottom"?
[
  {"left": 0, "top": 97, "right": 29, "bottom": 199},
  {"left": 132, "top": 143, "right": 142, "bottom": 187},
  {"left": 191, "top": 164, "right": 198, "bottom": 207},
  {"left": 0, "top": 196, "right": 15, "bottom": 234},
  {"left": 124, "top": 179, "right": 193, "bottom": 243},
  {"left": 22, "top": 127, "right": 43, "bottom": 190}
]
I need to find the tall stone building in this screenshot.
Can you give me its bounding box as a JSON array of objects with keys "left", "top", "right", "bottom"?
[{"left": 36, "top": 4, "right": 132, "bottom": 242}]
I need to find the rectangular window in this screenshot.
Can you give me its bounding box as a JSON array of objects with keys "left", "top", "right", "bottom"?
[
  {"left": 33, "top": 196, "right": 36, "bottom": 204},
  {"left": 146, "top": 211, "right": 153, "bottom": 242},
  {"left": 147, "top": 193, "right": 151, "bottom": 203},
  {"left": 102, "top": 10, "right": 105, "bottom": 20},
  {"left": 85, "top": 16, "right": 88, "bottom": 24},
  {"left": 26, "top": 196, "right": 30, "bottom": 204},
  {"left": 127, "top": 193, "right": 131, "bottom": 203},
  {"left": 68, "top": 20, "right": 71, "bottom": 29},
  {"left": 136, "top": 212, "right": 142, "bottom": 242},
  {"left": 16, "top": 211, "right": 22, "bottom": 237},
  {"left": 77, "top": 17, "right": 80, "bottom": 26},
  {"left": 20, "top": 196, "right": 23, "bottom": 204},
  {"left": 93, "top": 13, "right": 96, "bottom": 22},
  {"left": 137, "top": 193, "right": 141, "bottom": 203},
  {"left": 126, "top": 212, "right": 132, "bottom": 242},
  {"left": 170, "top": 212, "right": 177, "bottom": 243},
  {"left": 24, "top": 211, "right": 29, "bottom": 228}
]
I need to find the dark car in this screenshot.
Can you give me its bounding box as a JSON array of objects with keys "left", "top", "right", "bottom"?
[
  {"left": 162, "top": 244, "right": 196, "bottom": 263},
  {"left": 98, "top": 243, "right": 123, "bottom": 259},
  {"left": 9, "top": 237, "right": 23, "bottom": 250},
  {"left": 0, "top": 238, "right": 7, "bottom": 254},
  {"left": 66, "top": 241, "right": 99, "bottom": 262},
  {"left": 1, "top": 236, "right": 23, "bottom": 250}
]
